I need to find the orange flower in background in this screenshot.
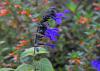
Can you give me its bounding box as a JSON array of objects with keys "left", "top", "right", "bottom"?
[
  {"left": 78, "top": 16, "right": 90, "bottom": 24},
  {"left": 10, "top": 52, "right": 15, "bottom": 56},
  {"left": 72, "top": 0, "right": 79, "bottom": 3},
  {"left": 15, "top": 40, "right": 29, "bottom": 50},
  {"left": 32, "top": 18, "right": 40, "bottom": 22},
  {"left": 43, "top": 0, "right": 48, "bottom": 4},
  {"left": 21, "top": 10, "right": 27, "bottom": 15},
  {"left": 20, "top": 40, "right": 27, "bottom": 43},
  {"left": 3, "top": 0, "right": 10, "bottom": 5},
  {"left": 0, "top": 9, "right": 10, "bottom": 16},
  {"left": 15, "top": 45, "right": 21, "bottom": 50},
  {"left": 20, "top": 40, "right": 29, "bottom": 45},
  {"left": 15, "top": 44, "right": 24, "bottom": 50},
  {"left": 72, "top": 58, "right": 81, "bottom": 64},
  {"left": 79, "top": 40, "right": 84, "bottom": 46},
  {"left": 15, "top": 44, "right": 23, "bottom": 50},
  {"left": 14, "top": 4, "right": 21, "bottom": 8},
  {"left": 20, "top": 10, "right": 30, "bottom": 16},
  {"left": 74, "top": 58, "right": 81, "bottom": 64}
]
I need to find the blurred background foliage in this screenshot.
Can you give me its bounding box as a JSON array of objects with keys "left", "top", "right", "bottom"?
[{"left": 0, "top": 0, "right": 100, "bottom": 71}]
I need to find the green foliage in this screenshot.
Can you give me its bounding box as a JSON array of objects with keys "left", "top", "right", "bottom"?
[
  {"left": 0, "top": 58, "right": 54, "bottom": 71},
  {"left": 67, "top": 51, "right": 84, "bottom": 59},
  {"left": 15, "top": 64, "right": 34, "bottom": 71},
  {"left": 21, "top": 47, "right": 49, "bottom": 58},
  {"left": 32, "top": 58, "right": 55, "bottom": 71},
  {"left": 66, "top": 2, "right": 77, "bottom": 13},
  {"left": 39, "top": 58, "right": 54, "bottom": 71},
  {"left": 15, "top": 58, "right": 54, "bottom": 71},
  {"left": 0, "top": 68, "right": 14, "bottom": 71},
  {"left": 0, "top": 0, "right": 100, "bottom": 71}
]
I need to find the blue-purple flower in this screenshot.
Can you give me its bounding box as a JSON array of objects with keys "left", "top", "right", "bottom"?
[
  {"left": 53, "top": 17, "right": 62, "bottom": 25},
  {"left": 64, "top": 9, "right": 71, "bottom": 14},
  {"left": 51, "top": 10, "right": 70, "bottom": 25},
  {"left": 55, "top": 13, "right": 65, "bottom": 18},
  {"left": 44, "top": 28, "right": 59, "bottom": 41},
  {"left": 91, "top": 59, "right": 100, "bottom": 71},
  {"left": 50, "top": 12, "right": 66, "bottom": 25}
]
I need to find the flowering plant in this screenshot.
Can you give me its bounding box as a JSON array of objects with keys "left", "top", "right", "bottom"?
[{"left": 0, "top": 0, "right": 100, "bottom": 71}]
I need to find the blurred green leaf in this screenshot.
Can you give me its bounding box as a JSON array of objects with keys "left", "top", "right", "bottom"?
[
  {"left": 67, "top": 51, "right": 83, "bottom": 59},
  {"left": 66, "top": 2, "right": 77, "bottom": 13},
  {"left": 33, "top": 58, "right": 55, "bottom": 71},
  {"left": 48, "top": 19, "right": 56, "bottom": 28},
  {"left": 86, "top": 11, "right": 93, "bottom": 18},
  {"left": 0, "top": 41, "right": 5, "bottom": 45},
  {"left": 15, "top": 64, "right": 34, "bottom": 71},
  {"left": 84, "top": 29, "right": 96, "bottom": 35},
  {"left": 21, "top": 47, "right": 48, "bottom": 58},
  {"left": 0, "top": 68, "right": 14, "bottom": 71}
]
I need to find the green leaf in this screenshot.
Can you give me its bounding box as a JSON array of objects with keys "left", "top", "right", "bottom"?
[
  {"left": 48, "top": 19, "right": 56, "bottom": 28},
  {"left": 33, "top": 58, "right": 55, "bottom": 71},
  {"left": 84, "top": 29, "right": 96, "bottom": 35},
  {"left": 0, "top": 68, "right": 14, "bottom": 71},
  {"left": 75, "top": 12, "right": 81, "bottom": 19},
  {"left": 40, "top": 58, "right": 54, "bottom": 71},
  {"left": 86, "top": 11, "right": 93, "bottom": 18},
  {"left": 0, "top": 41, "right": 5, "bottom": 45},
  {"left": 15, "top": 64, "right": 34, "bottom": 71},
  {"left": 21, "top": 47, "right": 48, "bottom": 58},
  {"left": 67, "top": 51, "right": 83, "bottom": 59},
  {"left": 66, "top": 2, "right": 77, "bottom": 13}
]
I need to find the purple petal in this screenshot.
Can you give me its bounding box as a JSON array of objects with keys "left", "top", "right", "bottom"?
[
  {"left": 44, "top": 28, "right": 59, "bottom": 41},
  {"left": 64, "top": 9, "right": 70, "bottom": 13},
  {"left": 56, "top": 13, "right": 65, "bottom": 18},
  {"left": 55, "top": 18, "right": 62, "bottom": 25},
  {"left": 91, "top": 60, "right": 100, "bottom": 70}
]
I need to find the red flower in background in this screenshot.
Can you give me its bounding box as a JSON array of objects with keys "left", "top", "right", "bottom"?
[
  {"left": 78, "top": 16, "right": 90, "bottom": 24},
  {"left": 32, "top": 18, "right": 40, "bottom": 22},
  {"left": 3, "top": 1, "right": 10, "bottom": 5},
  {"left": 14, "top": 4, "right": 21, "bottom": 8},
  {"left": 0, "top": 9, "right": 10, "bottom": 16},
  {"left": 72, "top": 0, "right": 79, "bottom": 3},
  {"left": 43, "top": 0, "right": 48, "bottom": 4},
  {"left": 15, "top": 46, "right": 21, "bottom": 50},
  {"left": 94, "top": 6, "right": 100, "bottom": 11},
  {"left": 96, "top": 44, "right": 100, "bottom": 47},
  {"left": 10, "top": 52, "right": 15, "bottom": 56},
  {"left": 13, "top": 54, "right": 18, "bottom": 62},
  {"left": 15, "top": 40, "right": 29, "bottom": 50},
  {"left": 21, "top": 10, "right": 27, "bottom": 15},
  {"left": 20, "top": 40, "right": 29, "bottom": 46}
]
